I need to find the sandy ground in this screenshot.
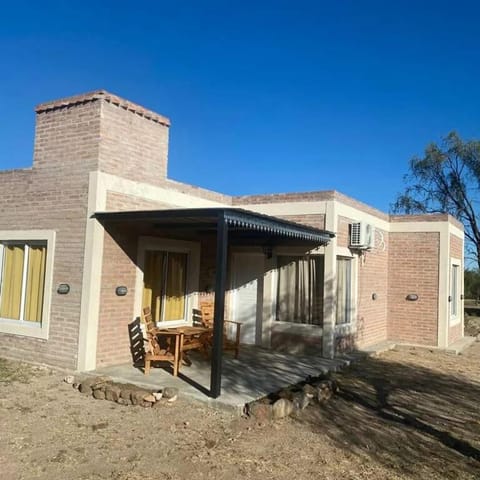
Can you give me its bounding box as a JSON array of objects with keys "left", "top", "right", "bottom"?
[{"left": 1, "top": 342, "right": 480, "bottom": 480}]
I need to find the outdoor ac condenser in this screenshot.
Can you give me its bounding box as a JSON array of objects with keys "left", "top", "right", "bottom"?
[{"left": 349, "top": 222, "right": 375, "bottom": 249}]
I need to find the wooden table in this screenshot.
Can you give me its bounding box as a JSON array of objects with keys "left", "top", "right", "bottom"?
[{"left": 155, "top": 326, "right": 211, "bottom": 367}]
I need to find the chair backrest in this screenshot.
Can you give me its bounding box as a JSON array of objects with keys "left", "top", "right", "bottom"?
[
  {"left": 143, "top": 306, "right": 162, "bottom": 355},
  {"left": 200, "top": 302, "right": 214, "bottom": 329},
  {"left": 143, "top": 306, "right": 156, "bottom": 334}
]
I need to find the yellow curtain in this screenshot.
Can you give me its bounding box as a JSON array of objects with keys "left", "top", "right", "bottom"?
[
  {"left": 0, "top": 245, "right": 25, "bottom": 320},
  {"left": 24, "top": 246, "right": 46, "bottom": 322},
  {"left": 164, "top": 252, "right": 187, "bottom": 321},
  {"left": 142, "top": 251, "right": 165, "bottom": 322}
]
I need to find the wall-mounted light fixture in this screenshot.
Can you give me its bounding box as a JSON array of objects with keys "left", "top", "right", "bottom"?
[
  {"left": 406, "top": 294, "right": 419, "bottom": 301},
  {"left": 115, "top": 286, "right": 128, "bottom": 296},
  {"left": 372, "top": 293, "right": 377, "bottom": 300},
  {"left": 57, "top": 284, "right": 70, "bottom": 295}
]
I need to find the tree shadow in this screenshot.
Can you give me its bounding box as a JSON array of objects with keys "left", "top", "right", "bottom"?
[{"left": 294, "top": 351, "right": 480, "bottom": 478}]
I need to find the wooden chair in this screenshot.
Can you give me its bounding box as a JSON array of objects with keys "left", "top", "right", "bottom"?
[
  {"left": 200, "top": 301, "right": 241, "bottom": 359},
  {"left": 142, "top": 307, "right": 182, "bottom": 376}
]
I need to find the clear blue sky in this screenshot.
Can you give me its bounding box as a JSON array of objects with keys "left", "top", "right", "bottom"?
[{"left": 1, "top": 0, "right": 479, "bottom": 212}]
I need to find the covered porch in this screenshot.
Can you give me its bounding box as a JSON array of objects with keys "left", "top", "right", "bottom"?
[
  {"left": 94, "top": 344, "right": 350, "bottom": 411},
  {"left": 94, "top": 208, "right": 335, "bottom": 399}
]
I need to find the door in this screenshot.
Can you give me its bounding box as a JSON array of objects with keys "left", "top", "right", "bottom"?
[
  {"left": 231, "top": 253, "right": 264, "bottom": 345},
  {"left": 142, "top": 250, "right": 188, "bottom": 323}
]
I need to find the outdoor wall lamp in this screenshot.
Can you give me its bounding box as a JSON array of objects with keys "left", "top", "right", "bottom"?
[
  {"left": 372, "top": 293, "right": 377, "bottom": 300},
  {"left": 115, "top": 286, "right": 128, "bottom": 296},
  {"left": 57, "top": 284, "right": 70, "bottom": 295},
  {"left": 406, "top": 294, "right": 419, "bottom": 301}
]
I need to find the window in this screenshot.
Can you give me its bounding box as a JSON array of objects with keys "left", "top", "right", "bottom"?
[
  {"left": 142, "top": 250, "right": 188, "bottom": 323},
  {"left": 275, "top": 255, "right": 324, "bottom": 325},
  {"left": 451, "top": 263, "right": 459, "bottom": 319},
  {"left": 0, "top": 242, "right": 47, "bottom": 324},
  {"left": 336, "top": 257, "right": 352, "bottom": 324}
]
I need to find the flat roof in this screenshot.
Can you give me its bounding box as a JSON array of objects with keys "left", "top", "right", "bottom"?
[{"left": 94, "top": 207, "right": 335, "bottom": 245}]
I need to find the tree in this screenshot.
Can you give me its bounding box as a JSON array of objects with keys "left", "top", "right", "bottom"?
[
  {"left": 464, "top": 269, "right": 480, "bottom": 300},
  {"left": 392, "top": 131, "right": 480, "bottom": 268}
]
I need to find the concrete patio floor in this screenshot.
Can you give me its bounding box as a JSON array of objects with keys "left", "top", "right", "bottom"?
[{"left": 93, "top": 345, "right": 350, "bottom": 412}]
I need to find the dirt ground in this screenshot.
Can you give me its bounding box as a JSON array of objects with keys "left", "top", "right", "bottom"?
[{"left": 1, "top": 342, "right": 480, "bottom": 480}]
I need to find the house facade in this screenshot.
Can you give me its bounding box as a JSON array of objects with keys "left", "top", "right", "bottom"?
[{"left": 0, "top": 90, "right": 464, "bottom": 372}]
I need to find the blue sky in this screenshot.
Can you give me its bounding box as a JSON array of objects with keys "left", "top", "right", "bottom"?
[{"left": 1, "top": 0, "right": 479, "bottom": 212}]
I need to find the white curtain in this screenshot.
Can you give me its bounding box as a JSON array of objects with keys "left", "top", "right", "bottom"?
[
  {"left": 276, "top": 256, "right": 323, "bottom": 325},
  {"left": 336, "top": 258, "right": 351, "bottom": 324}
]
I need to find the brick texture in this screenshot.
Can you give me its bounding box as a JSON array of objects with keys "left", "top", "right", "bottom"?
[
  {"left": 106, "top": 191, "right": 172, "bottom": 211},
  {"left": 276, "top": 214, "right": 325, "bottom": 230},
  {"left": 96, "top": 229, "right": 138, "bottom": 367},
  {"left": 0, "top": 101, "right": 102, "bottom": 369},
  {"left": 355, "top": 230, "right": 389, "bottom": 348},
  {"left": 450, "top": 234, "right": 463, "bottom": 259},
  {"left": 98, "top": 101, "right": 169, "bottom": 184},
  {"left": 387, "top": 232, "right": 440, "bottom": 346}
]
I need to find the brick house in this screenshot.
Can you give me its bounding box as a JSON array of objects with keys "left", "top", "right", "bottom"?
[{"left": 0, "top": 90, "right": 464, "bottom": 381}]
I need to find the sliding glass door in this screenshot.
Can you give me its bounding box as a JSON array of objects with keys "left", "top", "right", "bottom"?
[{"left": 142, "top": 250, "right": 188, "bottom": 323}]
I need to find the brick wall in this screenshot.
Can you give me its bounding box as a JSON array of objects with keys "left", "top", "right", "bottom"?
[
  {"left": 98, "top": 101, "right": 169, "bottom": 185},
  {"left": 276, "top": 214, "right": 325, "bottom": 230},
  {"left": 96, "top": 229, "right": 138, "bottom": 367},
  {"left": 387, "top": 232, "right": 440, "bottom": 346},
  {"left": 0, "top": 100, "right": 102, "bottom": 368},
  {"left": 336, "top": 216, "right": 352, "bottom": 248},
  {"left": 449, "top": 322, "right": 462, "bottom": 344},
  {"left": 450, "top": 233, "right": 463, "bottom": 259},
  {"left": 356, "top": 230, "right": 389, "bottom": 348},
  {"left": 105, "top": 191, "right": 172, "bottom": 211}
]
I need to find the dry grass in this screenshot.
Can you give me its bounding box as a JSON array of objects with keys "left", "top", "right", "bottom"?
[{"left": 1, "top": 342, "right": 480, "bottom": 479}]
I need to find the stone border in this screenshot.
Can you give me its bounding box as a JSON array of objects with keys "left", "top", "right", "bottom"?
[
  {"left": 245, "top": 374, "right": 339, "bottom": 421},
  {"left": 64, "top": 375, "right": 178, "bottom": 408}
]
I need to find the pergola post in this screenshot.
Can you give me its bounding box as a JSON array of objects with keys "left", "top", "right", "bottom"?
[{"left": 210, "top": 211, "right": 228, "bottom": 398}]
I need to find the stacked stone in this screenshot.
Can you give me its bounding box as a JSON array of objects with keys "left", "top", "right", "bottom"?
[{"left": 65, "top": 375, "right": 178, "bottom": 407}]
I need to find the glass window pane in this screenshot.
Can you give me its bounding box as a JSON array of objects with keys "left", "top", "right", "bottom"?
[
  {"left": 451, "top": 265, "right": 458, "bottom": 317},
  {"left": 336, "top": 258, "right": 352, "bottom": 325},
  {"left": 142, "top": 251, "right": 166, "bottom": 322},
  {"left": 0, "top": 245, "right": 25, "bottom": 320},
  {"left": 276, "top": 255, "right": 323, "bottom": 325},
  {"left": 24, "top": 245, "right": 47, "bottom": 323},
  {"left": 164, "top": 252, "right": 187, "bottom": 321}
]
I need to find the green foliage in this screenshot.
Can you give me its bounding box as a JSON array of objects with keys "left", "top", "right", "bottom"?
[
  {"left": 464, "top": 269, "right": 480, "bottom": 299},
  {"left": 392, "top": 132, "right": 480, "bottom": 268}
]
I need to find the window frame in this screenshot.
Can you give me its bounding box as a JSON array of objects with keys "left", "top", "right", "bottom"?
[
  {"left": 336, "top": 256, "right": 354, "bottom": 325},
  {"left": 334, "top": 248, "right": 357, "bottom": 334},
  {"left": 450, "top": 258, "right": 461, "bottom": 325},
  {"left": 0, "top": 230, "right": 55, "bottom": 339}
]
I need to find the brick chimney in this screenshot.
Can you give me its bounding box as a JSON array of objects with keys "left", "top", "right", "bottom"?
[{"left": 34, "top": 90, "right": 171, "bottom": 184}]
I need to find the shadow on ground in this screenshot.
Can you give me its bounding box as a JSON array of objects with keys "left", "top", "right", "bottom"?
[{"left": 295, "top": 351, "right": 480, "bottom": 478}]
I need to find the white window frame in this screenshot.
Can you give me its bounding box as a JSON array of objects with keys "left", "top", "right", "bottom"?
[
  {"left": 334, "top": 247, "right": 357, "bottom": 335},
  {"left": 134, "top": 237, "right": 200, "bottom": 328},
  {"left": 450, "top": 258, "right": 461, "bottom": 325},
  {"left": 0, "top": 230, "right": 55, "bottom": 339}
]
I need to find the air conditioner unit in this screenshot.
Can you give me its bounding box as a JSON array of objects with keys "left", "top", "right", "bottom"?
[{"left": 349, "top": 222, "right": 375, "bottom": 249}]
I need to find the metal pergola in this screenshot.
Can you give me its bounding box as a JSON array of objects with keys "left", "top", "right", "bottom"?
[{"left": 95, "top": 207, "right": 335, "bottom": 398}]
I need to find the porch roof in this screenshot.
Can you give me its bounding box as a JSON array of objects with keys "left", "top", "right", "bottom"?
[
  {"left": 94, "top": 207, "right": 335, "bottom": 245},
  {"left": 94, "top": 207, "right": 335, "bottom": 399}
]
